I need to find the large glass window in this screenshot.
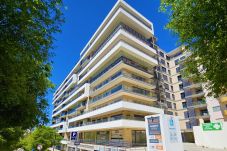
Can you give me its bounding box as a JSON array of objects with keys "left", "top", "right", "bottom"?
[
  {"left": 175, "top": 59, "right": 179, "bottom": 65},
  {"left": 180, "top": 92, "right": 185, "bottom": 99},
  {"left": 182, "top": 102, "right": 187, "bottom": 108},
  {"left": 96, "top": 131, "right": 109, "bottom": 144},
  {"left": 132, "top": 130, "right": 146, "bottom": 146},
  {"left": 213, "top": 106, "right": 221, "bottom": 112},
  {"left": 159, "top": 51, "right": 164, "bottom": 57}
]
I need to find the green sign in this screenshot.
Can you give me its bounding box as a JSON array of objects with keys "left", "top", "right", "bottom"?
[{"left": 202, "top": 122, "right": 222, "bottom": 131}]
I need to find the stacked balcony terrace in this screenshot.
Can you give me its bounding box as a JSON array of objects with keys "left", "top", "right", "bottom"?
[{"left": 51, "top": 1, "right": 163, "bottom": 148}]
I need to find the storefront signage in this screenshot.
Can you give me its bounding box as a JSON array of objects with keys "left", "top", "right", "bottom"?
[
  {"left": 146, "top": 116, "right": 163, "bottom": 151},
  {"left": 202, "top": 122, "right": 222, "bottom": 131},
  {"left": 145, "top": 114, "right": 184, "bottom": 151}
]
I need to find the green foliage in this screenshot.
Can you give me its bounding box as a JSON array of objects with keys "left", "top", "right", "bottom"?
[
  {"left": 18, "top": 126, "right": 62, "bottom": 151},
  {"left": 0, "top": 0, "right": 64, "bottom": 149},
  {"left": 0, "top": 127, "right": 25, "bottom": 150},
  {"left": 0, "top": 0, "right": 63, "bottom": 128},
  {"left": 160, "top": 0, "right": 227, "bottom": 96}
]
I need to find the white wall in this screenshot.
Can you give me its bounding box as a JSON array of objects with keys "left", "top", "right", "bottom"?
[{"left": 193, "top": 122, "right": 227, "bottom": 149}]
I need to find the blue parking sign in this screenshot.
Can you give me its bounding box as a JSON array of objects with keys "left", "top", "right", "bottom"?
[{"left": 71, "top": 132, "right": 77, "bottom": 140}]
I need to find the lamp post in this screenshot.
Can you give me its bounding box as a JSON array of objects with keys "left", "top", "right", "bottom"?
[{"left": 37, "top": 144, "right": 43, "bottom": 151}]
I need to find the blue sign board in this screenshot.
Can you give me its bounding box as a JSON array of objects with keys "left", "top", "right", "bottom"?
[
  {"left": 147, "top": 117, "right": 161, "bottom": 135},
  {"left": 71, "top": 132, "right": 77, "bottom": 140}
]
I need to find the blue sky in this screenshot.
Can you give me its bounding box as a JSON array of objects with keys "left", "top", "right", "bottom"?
[{"left": 46, "top": 0, "right": 179, "bottom": 121}]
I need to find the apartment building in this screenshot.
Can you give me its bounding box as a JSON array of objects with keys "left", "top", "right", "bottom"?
[
  {"left": 51, "top": 0, "right": 163, "bottom": 150},
  {"left": 156, "top": 46, "right": 226, "bottom": 142},
  {"left": 51, "top": 0, "right": 226, "bottom": 150}
]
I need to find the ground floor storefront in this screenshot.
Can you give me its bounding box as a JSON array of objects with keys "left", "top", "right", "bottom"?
[{"left": 67, "top": 129, "right": 147, "bottom": 151}]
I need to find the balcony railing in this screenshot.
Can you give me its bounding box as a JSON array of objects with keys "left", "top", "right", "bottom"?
[
  {"left": 90, "top": 56, "right": 154, "bottom": 85},
  {"left": 68, "top": 116, "right": 144, "bottom": 129},
  {"left": 53, "top": 92, "right": 85, "bottom": 115},
  {"left": 187, "top": 100, "right": 207, "bottom": 108},
  {"left": 185, "top": 90, "right": 204, "bottom": 98},
  {"left": 92, "top": 71, "right": 154, "bottom": 92},
  {"left": 80, "top": 22, "right": 155, "bottom": 62},
  {"left": 78, "top": 23, "right": 157, "bottom": 80},
  {"left": 67, "top": 102, "right": 86, "bottom": 115},
  {"left": 90, "top": 84, "right": 156, "bottom": 104}
]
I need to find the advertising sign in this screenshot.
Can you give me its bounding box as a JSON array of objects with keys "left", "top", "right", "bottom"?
[
  {"left": 168, "top": 116, "right": 178, "bottom": 143},
  {"left": 145, "top": 114, "right": 183, "bottom": 151},
  {"left": 146, "top": 116, "right": 163, "bottom": 151},
  {"left": 202, "top": 122, "right": 222, "bottom": 131}
]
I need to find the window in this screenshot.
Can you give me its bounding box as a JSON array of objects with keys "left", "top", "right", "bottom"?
[
  {"left": 184, "top": 111, "right": 189, "bottom": 119},
  {"left": 160, "top": 59, "right": 165, "bottom": 65},
  {"left": 180, "top": 56, "right": 185, "bottom": 60},
  {"left": 180, "top": 92, "right": 185, "bottom": 99},
  {"left": 175, "top": 59, "right": 179, "bottom": 65},
  {"left": 167, "top": 62, "right": 170, "bottom": 67},
  {"left": 166, "top": 55, "right": 170, "bottom": 60},
  {"left": 162, "top": 67, "right": 166, "bottom": 73},
  {"left": 159, "top": 51, "right": 164, "bottom": 57},
  {"left": 163, "top": 75, "right": 168, "bottom": 81},
  {"left": 182, "top": 102, "right": 187, "bottom": 109},
  {"left": 173, "top": 103, "right": 176, "bottom": 109},
  {"left": 170, "top": 78, "right": 172, "bottom": 83},
  {"left": 177, "top": 75, "right": 182, "bottom": 81},
  {"left": 164, "top": 83, "right": 169, "bottom": 90},
  {"left": 165, "top": 92, "right": 171, "bottom": 99},
  {"left": 213, "top": 106, "right": 221, "bottom": 112},
  {"left": 176, "top": 67, "right": 181, "bottom": 73},
  {"left": 186, "top": 121, "right": 192, "bottom": 129},
  {"left": 167, "top": 102, "right": 172, "bottom": 108},
  {"left": 179, "top": 84, "right": 184, "bottom": 90},
  {"left": 172, "top": 94, "right": 175, "bottom": 100},
  {"left": 132, "top": 130, "right": 146, "bottom": 145},
  {"left": 171, "top": 86, "right": 173, "bottom": 91},
  {"left": 168, "top": 70, "right": 171, "bottom": 75}
]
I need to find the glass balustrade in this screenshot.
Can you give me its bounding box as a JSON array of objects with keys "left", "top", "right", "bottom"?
[
  {"left": 90, "top": 84, "right": 156, "bottom": 104},
  {"left": 69, "top": 116, "right": 145, "bottom": 129}
]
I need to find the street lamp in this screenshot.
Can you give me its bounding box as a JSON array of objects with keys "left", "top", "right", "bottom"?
[{"left": 37, "top": 144, "right": 43, "bottom": 151}]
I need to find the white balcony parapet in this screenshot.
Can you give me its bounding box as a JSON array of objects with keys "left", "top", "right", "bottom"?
[
  {"left": 68, "top": 119, "right": 145, "bottom": 132},
  {"left": 68, "top": 101, "right": 163, "bottom": 124}
]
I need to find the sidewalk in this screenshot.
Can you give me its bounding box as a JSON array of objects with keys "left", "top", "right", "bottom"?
[{"left": 184, "top": 143, "right": 227, "bottom": 151}]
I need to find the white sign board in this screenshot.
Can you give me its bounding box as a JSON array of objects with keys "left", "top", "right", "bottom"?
[{"left": 145, "top": 114, "right": 184, "bottom": 151}]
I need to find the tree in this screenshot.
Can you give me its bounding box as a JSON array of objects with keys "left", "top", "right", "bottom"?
[
  {"left": 0, "top": 0, "right": 64, "bottom": 148},
  {"left": 0, "top": 127, "right": 25, "bottom": 151},
  {"left": 18, "top": 126, "right": 62, "bottom": 151},
  {"left": 160, "top": 0, "right": 227, "bottom": 96}
]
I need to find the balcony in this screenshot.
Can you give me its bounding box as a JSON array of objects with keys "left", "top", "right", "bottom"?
[
  {"left": 92, "top": 71, "right": 155, "bottom": 93},
  {"left": 67, "top": 102, "right": 86, "bottom": 116},
  {"left": 189, "top": 113, "right": 210, "bottom": 119},
  {"left": 184, "top": 83, "right": 202, "bottom": 90},
  {"left": 185, "top": 90, "right": 205, "bottom": 99},
  {"left": 68, "top": 100, "right": 163, "bottom": 123},
  {"left": 90, "top": 84, "right": 157, "bottom": 105},
  {"left": 88, "top": 56, "right": 154, "bottom": 85},
  {"left": 53, "top": 93, "right": 87, "bottom": 117},
  {"left": 80, "top": 23, "right": 156, "bottom": 66},
  {"left": 68, "top": 117, "right": 145, "bottom": 132},
  {"left": 187, "top": 100, "right": 207, "bottom": 109}
]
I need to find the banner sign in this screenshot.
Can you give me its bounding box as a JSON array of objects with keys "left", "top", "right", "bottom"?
[{"left": 202, "top": 122, "right": 222, "bottom": 131}]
